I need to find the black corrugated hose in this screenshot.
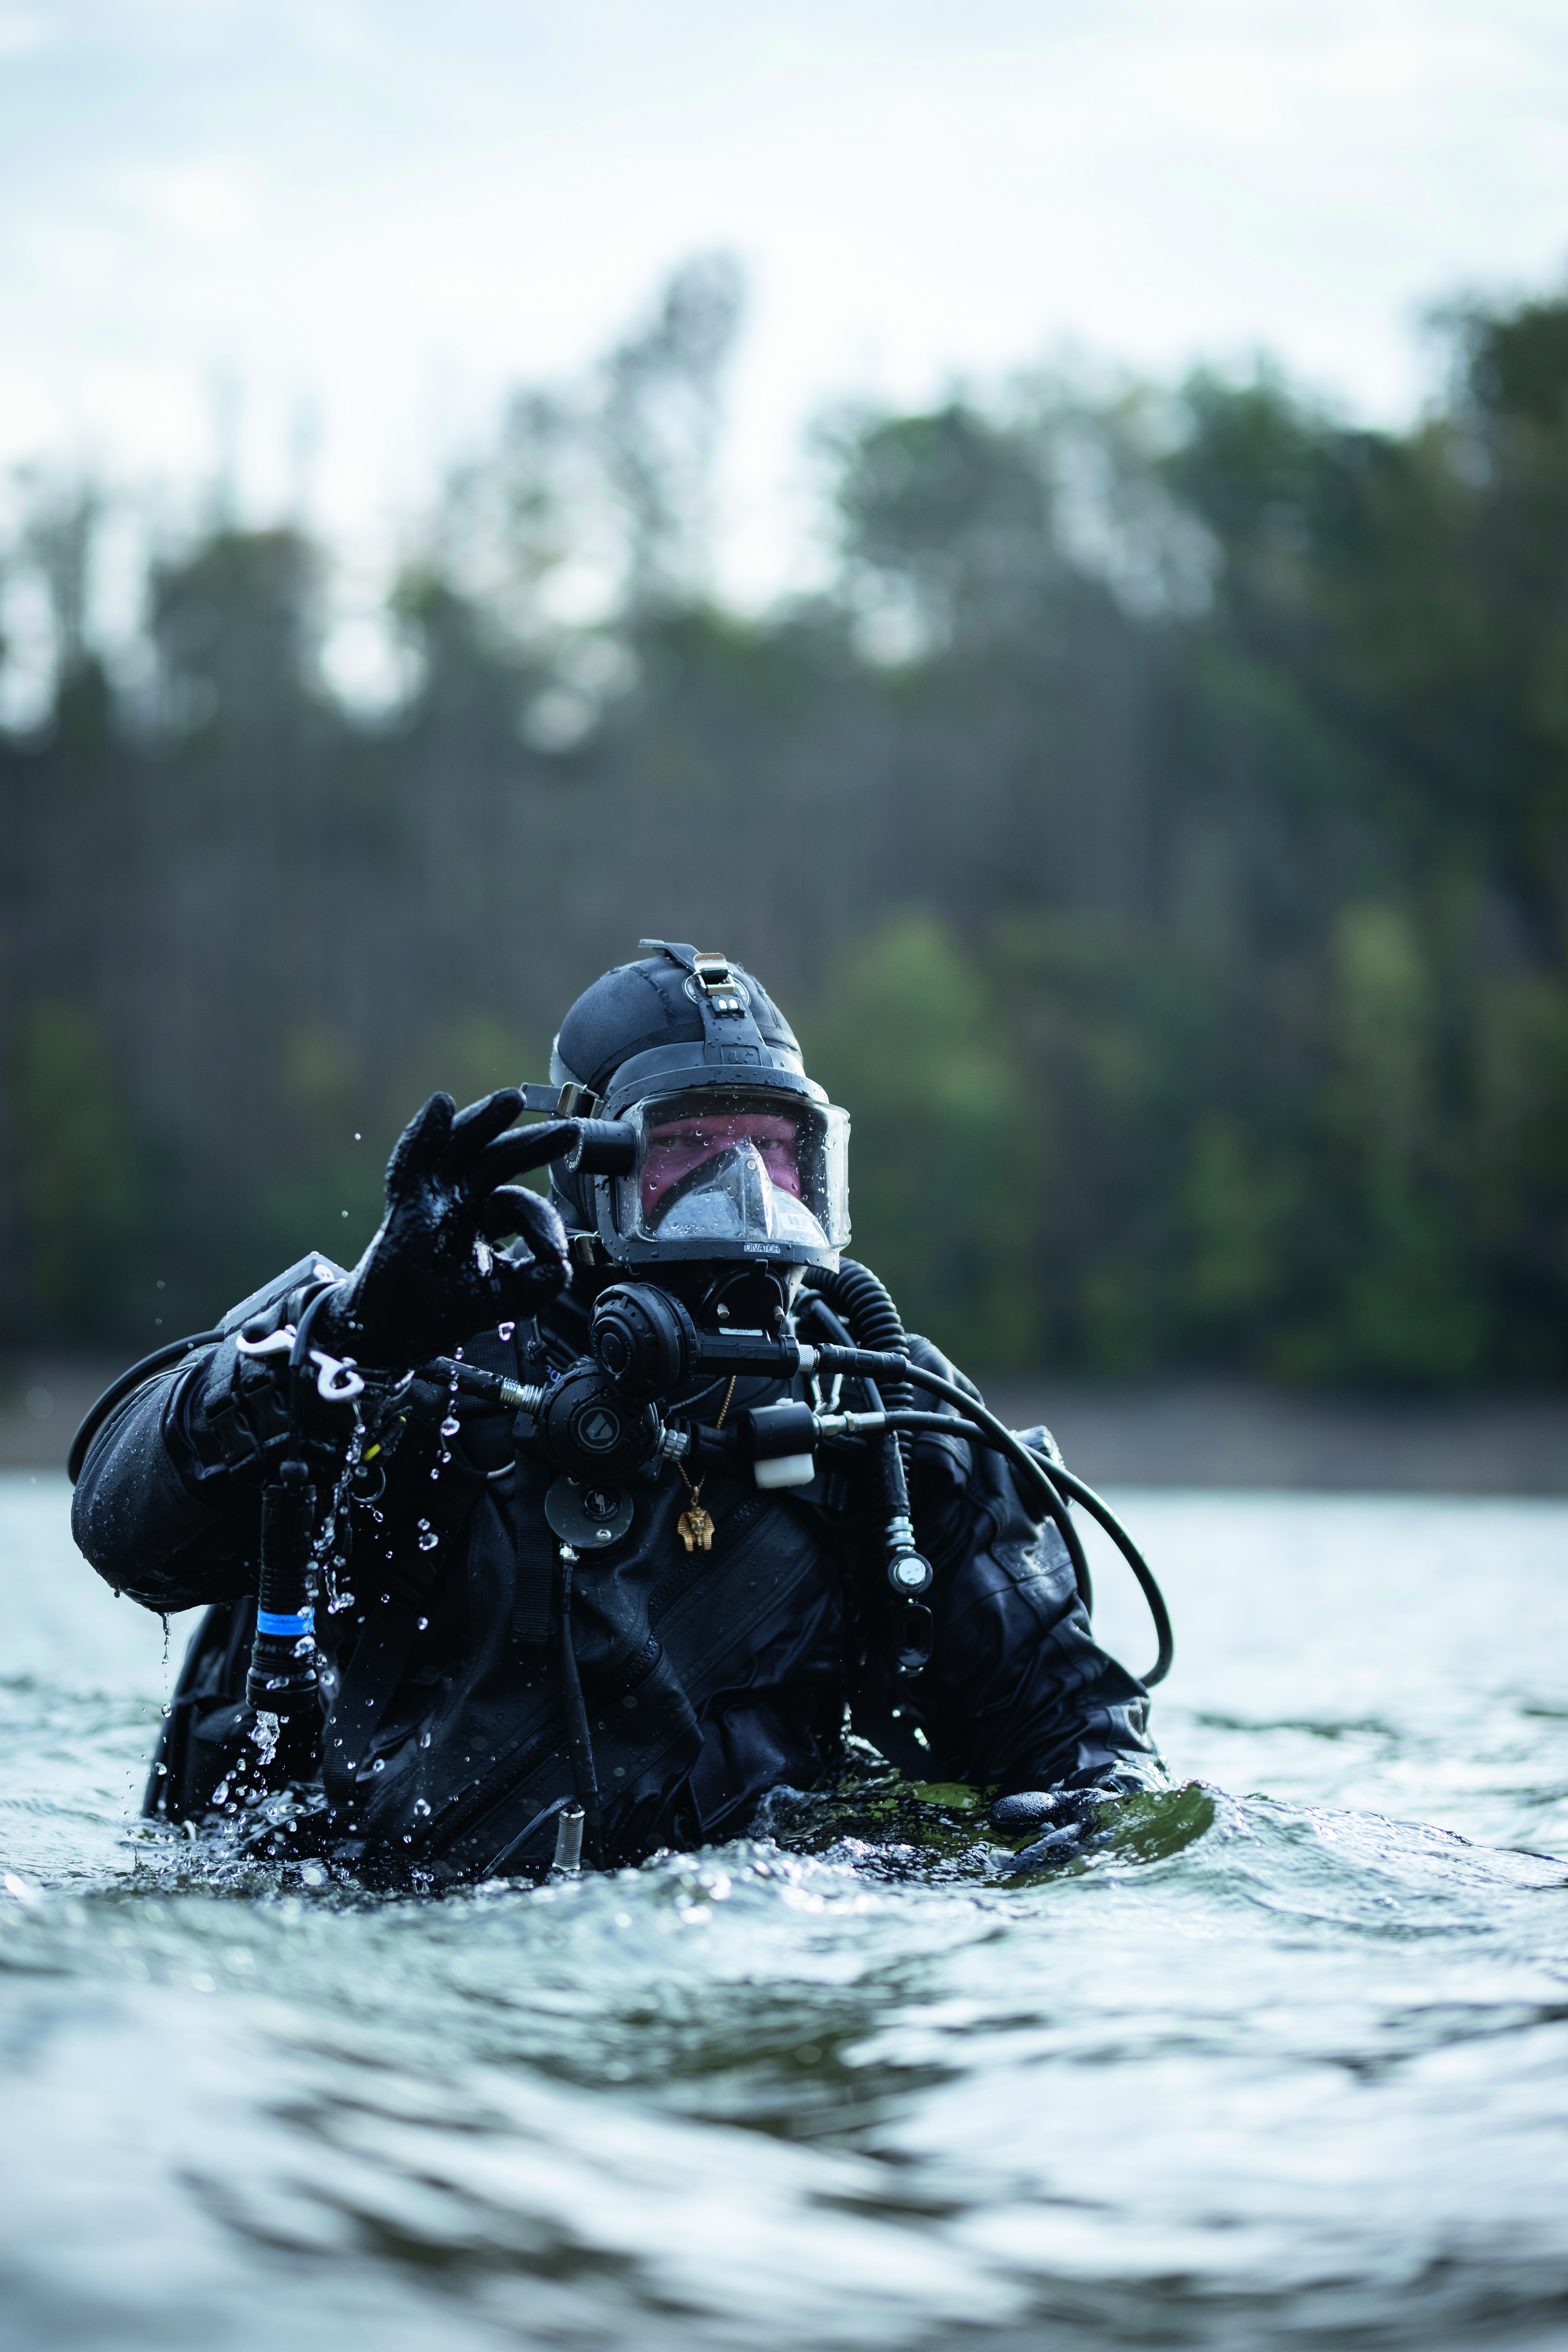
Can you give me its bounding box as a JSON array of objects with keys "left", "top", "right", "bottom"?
[
  {"left": 801, "top": 1259, "right": 914, "bottom": 1468},
  {"left": 800, "top": 1258, "right": 1173, "bottom": 1688}
]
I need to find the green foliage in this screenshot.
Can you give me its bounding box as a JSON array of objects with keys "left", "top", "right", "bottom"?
[
  {"left": 802, "top": 916, "right": 1039, "bottom": 1365},
  {"left": 11, "top": 1004, "right": 145, "bottom": 1330},
  {"left": 4, "top": 269, "right": 1568, "bottom": 1383}
]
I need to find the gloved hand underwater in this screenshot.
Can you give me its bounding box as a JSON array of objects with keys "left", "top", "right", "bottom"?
[
  {"left": 319, "top": 1088, "right": 575, "bottom": 1371},
  {"left": 989, "top": 1788, "right": 1107, "bottom": 1873}
]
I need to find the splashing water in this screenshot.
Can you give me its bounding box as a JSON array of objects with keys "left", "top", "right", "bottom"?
[
  {"left": 5, "top": 1477, "right": 1568, "bottom": 2352},
  {"left": 246, "top": 1711, "right": 279, "bottom": 1768}
]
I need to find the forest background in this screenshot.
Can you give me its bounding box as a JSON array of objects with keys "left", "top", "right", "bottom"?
[{"left": 5, "top": 259, "right": 1568, "bottom": 1387}]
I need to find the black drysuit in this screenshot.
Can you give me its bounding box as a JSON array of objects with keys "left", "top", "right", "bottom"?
[{"left": 73, "top": 1254, "right": 1162, "bottom": 1877}]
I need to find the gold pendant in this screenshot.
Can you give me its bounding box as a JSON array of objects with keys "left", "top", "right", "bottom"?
[{"left": 678, "top": 1504, "right": 715, "bottom": 1554}]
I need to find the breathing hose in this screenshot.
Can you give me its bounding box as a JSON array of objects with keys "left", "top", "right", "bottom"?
[
  {"left": 801, "top": 1261, "right": 1172, "bottom": 1689},
  {"left": 800, "top": 1275, "right": 1094, "bottom": 1617},
  {"left": 804, "top": 1262, "right": 914, "bottom": 1465},
  {"left": 891, "top": 1354, "right": 1173, "bottom": 1687},
  {"left": 865, "top": 1410, "right": 1171, "bottom": 1685},
  {"left": 1036, "top": 1458, "right": 1174, "bottom": 1688}
]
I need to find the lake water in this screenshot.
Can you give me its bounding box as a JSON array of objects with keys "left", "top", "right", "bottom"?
[{"left": 3, "top": 1472, "right": 1566, "bottom": 2350}]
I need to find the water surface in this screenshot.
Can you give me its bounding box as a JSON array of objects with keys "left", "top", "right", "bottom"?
[{"left": 3, "top": 1475, "right": 1566, "bottom": 2349}]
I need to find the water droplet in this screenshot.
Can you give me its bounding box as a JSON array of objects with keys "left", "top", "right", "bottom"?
[
  {"left": 419, "top": 1731, "right": 432, "bottom": 1749},
  {"left": 248, "top": 1713, "right": 280, "bottom": 1766},
  {"left": 440, "top": 1416, "right": 460, "bottom": 1439},
  {"left": 416, "top": 1615, "right": 429, "bottom": 1630},
  {"left": 414, "top": 1797, "right": 431, "bottom": 1816},
  {"left": 372, "top": 1758, "right": 385, "bottom": 1772},
  {"left": 212, "top": 1781, "right": 229, "bottom": 1804},
  {"left": 418, "top": 1529, "right": 438, "bottom": 1551},
  {"left": 429, "top": 1466, "right": 441, "bottom": 1480},
  {"left": 380, "top": 1593, "right": 390, "bottom": 1605},
  {"left": 497, "top": 1321, "right": 516, "bottom": 1342}
]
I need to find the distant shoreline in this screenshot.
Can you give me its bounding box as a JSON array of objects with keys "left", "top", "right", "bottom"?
[
  {"left": 985, "top": 1378, "right": 1568, "bottom": 1495},
  {"left": 8, "top": 1352, "right": 1567, "bottom": 1495}
]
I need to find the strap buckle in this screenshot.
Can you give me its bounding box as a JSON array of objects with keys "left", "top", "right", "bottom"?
[
  {"left": 692, "top": 951, "right": 745, "bottom": 1017},
  {"left": 518, "top": 1081, "right": 600, "bottom": 1117}
]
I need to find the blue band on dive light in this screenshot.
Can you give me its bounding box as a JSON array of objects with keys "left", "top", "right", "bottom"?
[{"left": 256, "top": 1608, "right": 314, "bottom": 1638}]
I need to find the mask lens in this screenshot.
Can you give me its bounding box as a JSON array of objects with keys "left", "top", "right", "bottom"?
[
  {"left": 614, "top": 1091, "right": 849, "bottom": 1252},
  {"left": 642, "top": 1110, "right": 803, "bottom": 1221}
]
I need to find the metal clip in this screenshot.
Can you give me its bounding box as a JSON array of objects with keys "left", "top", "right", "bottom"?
[{"left": 692, "top": 951, "right": 746, "bottom": 1017}]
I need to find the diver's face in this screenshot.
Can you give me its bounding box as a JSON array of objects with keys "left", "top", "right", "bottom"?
[{"left": 640, "top": 1111, "right": 802, "bottom": 1220}]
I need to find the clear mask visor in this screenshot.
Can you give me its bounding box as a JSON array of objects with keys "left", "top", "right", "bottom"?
[{"left": 613, "top": 1090, "right": 850, "bottom": 1251}]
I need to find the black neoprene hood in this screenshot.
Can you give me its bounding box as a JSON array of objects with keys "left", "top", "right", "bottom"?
[
  {"left": 550, "top": 939, "right": 810, "bottom": 1110},
  {"left": 552, "top": 936, "right": 804, "bottom": 1101}
]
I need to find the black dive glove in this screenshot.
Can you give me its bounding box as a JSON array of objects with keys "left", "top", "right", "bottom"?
[
  {"left": 318, "top": 1088, "right": 575, "bottom": 1371},
  {"left": 989, "top": 1788, "right": 1106, "bottom": 1873}
]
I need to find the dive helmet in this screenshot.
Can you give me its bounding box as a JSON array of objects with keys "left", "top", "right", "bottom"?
[{"left": 524, "top": 941, "right": 849, "bottom": 1276}]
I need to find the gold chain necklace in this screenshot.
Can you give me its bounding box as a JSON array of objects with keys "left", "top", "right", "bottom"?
[{"left": 675, "top": 1376, "right": 736, "bottom": 1554}]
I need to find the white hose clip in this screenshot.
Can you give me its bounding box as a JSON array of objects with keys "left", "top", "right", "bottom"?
[
  {"left": 237, "top": 1326, "right": 296, "bottom": 1358},
  {"left": 235, "top": 1319, "right": 364, "bottom": 1400},
  {"left": 310, "top": 1349, "right": 364, "bottom": 1403}
]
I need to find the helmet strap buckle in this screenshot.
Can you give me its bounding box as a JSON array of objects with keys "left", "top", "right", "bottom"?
[{"left": 691, "top": 952, "right": 746, "bottom": 1018}]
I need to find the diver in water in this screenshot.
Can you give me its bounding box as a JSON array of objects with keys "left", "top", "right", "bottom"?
[{"left": 72, "top": 942, "right": 1165, "bottom": 1879}]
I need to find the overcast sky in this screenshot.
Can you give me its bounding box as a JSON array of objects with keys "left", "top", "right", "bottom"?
[{"left": 3, "top": 0, "right": 1567, "bottom": 609}]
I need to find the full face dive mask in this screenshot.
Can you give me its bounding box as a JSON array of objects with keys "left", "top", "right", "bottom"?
[{"left": 518, "top": 942, "right": 850, "bottom": 1275}]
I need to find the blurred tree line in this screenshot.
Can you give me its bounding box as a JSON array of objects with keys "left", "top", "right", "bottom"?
[{"left": 4, "top": 260, "right": 1567, "bottom": 1383}]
